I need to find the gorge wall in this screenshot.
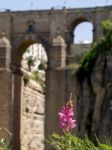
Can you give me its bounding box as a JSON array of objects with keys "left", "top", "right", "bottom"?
[
  {"left": 21, "top": 80, "right": 45, "bottom": 150},
  {"left": 74, "top": 21, "right": 112, "bottom": 142}
]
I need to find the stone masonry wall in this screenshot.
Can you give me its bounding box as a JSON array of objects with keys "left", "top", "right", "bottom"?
[
  {"left": 0, "top": 70, "right": 12, "bottom": 138},
  {"left": 70, "top": 44, "right": 91, "bottom": 63},
  {"left": 21, "top": 80, "right": 45, "bottom": 150}
]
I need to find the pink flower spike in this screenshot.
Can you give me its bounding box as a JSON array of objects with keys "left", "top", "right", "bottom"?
[{"left": 58, "top": 94, "right": 76, "bottom": 132}]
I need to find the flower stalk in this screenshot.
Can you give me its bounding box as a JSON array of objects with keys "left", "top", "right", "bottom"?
[{"left": 58, "top": 93, "right": 76, "bottom": 132}]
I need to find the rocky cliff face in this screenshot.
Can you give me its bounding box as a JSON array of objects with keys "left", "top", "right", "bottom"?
[
  {"left": 21, "top": 79, "right": 45, "bottom": 150},
  {"left": 74, "top": 20, "right": 112, "bottom": 142},
  {"left": 76, "top": 54, "right": 112, "bottom": 142}
]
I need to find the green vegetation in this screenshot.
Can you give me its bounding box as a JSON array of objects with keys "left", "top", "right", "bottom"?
[
  {"left": 23, "top": 74, "right": 30, "bottom": 86},
  {"left": 75, "top": 20, "right": 112, "bottom": 84},
  {"left": 49, "top": 133, "right": 112, "bottom": 150},
  {"left": 22, "top": 71, "right": 45, "bottom": 92},
  {"left": 0, "top": 128, "right": 12, "bottom": 150},
  {"left": 31, "top": 71, "right": 45, "bottom": 92},
  {"left": 26, "top": 56, "right": 35, "bottom": 71},
  {"left": 38, "top": 60, "right": 47, "bottom": 71}
]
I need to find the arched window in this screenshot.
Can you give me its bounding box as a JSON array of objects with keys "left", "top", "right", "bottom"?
[
  {"left": 73, "top": 22, "right": 93, "bottom": 44},
  {"left": 27, "top": 24, "right": 33, "bottom": 33}
]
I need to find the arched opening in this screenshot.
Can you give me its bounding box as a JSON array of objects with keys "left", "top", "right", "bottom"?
[
  {"left": 21, "top": 43, "right": 47, "bottom": 150},
  {"left": 70, "top": 20, "right": 93, "bottom": 63},
  {"left": 12, "top": 37, "right": 48, "bottom": 150},
  {"left": 74, "top": 22, "right": 93, "bottom": 44}
]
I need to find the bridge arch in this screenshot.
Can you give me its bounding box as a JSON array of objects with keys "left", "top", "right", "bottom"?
[
  {"left": 74, "top": 22, "right": 93, "bottom": 43},
  {"left": 68, "top": 17, "right": 94, "bottom": 44},
  {"left": 11, "top": 33, "right": 49, "bottom": 65},
  {"left": 11, "top": 32, "right": 67, "bottom": 150},
  {"left": 11, "top": 33, "right": 48, "bottom": 150}
]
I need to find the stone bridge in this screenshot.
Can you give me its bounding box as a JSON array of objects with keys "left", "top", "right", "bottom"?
[{"left": 0, "top": 5, "right": 112, "bottom": 150}]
